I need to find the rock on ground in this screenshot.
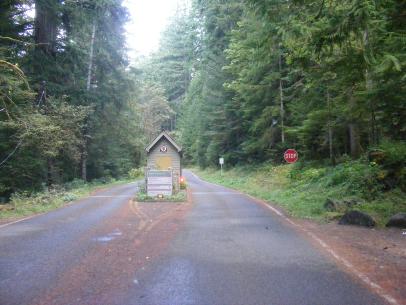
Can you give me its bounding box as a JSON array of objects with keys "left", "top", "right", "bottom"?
[
  {"left": 339, "top": 210, "right": 376, "bottom": 227},
  {"left": 386, "top": 212, "right": 406, "bottom": 228}
]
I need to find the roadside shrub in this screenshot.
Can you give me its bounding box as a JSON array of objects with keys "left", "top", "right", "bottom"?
[
  {"left": 136, "top": 189, "right": 187, "bottom": 202},
  {"left": 128, "top": 168, "right": 144, "bottom": 179},
  {"left": 299, "top": 167, "right": 326, "bottom": 183},
  {"left": 91, "top": 176, "right": 114, "bottom": 185},
  {"left": 171, "top": 190, "right": 187, "bottom": 202},
  {"left": 325, "top": 160, "right": 381, "bottom": 199},
  {"left": 371, "top": 141, "right": 406, "bottom": 191},
  {"left": 64, "top": 179, "right": 86, "bottom": 190},
  {"left": 62, "top": 193, "right": 78, "bottom": 202},
  {"left": 335, "top": 154, "right": 352, "bottom": 164},
  {"left": 9, "top": 192, "right": 26, "bottom": 210},
  {"left": 288, "top": 158, "right": 383, "bottom": 199},
  {"left": 180, "top": 176, "right": 187, "bottom": 190},
  {"left": 9, "top": 189, "right": 61, "bottom": 211},
  {"left": 138, "top": 181, "right": 146, "bottom": 190},
  {"left": 376, "top": 140, "right": 406, "bottom": 167},
  {"left": 289, "top": 160, "right": 324, "bottom": 181},
  {"left": 136, "top": 190, "right": 151, "bottom": 202}
]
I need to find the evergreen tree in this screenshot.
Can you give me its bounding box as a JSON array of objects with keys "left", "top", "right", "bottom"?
[{"left": 0, "top": 0, "right": 145, "bottom": 197}]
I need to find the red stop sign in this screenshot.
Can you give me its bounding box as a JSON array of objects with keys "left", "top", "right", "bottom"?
[{"left": 284, "top": 149, "right": 298, "bottom": 163}]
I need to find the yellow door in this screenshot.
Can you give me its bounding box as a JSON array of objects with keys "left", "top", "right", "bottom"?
[{"left": 156, "top": 156, "right": 172, "bottom": 170}]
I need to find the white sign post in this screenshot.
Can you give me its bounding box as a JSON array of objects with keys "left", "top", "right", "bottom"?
[{"left": 219, "top": 157, "right": 224, "bottom": 176}]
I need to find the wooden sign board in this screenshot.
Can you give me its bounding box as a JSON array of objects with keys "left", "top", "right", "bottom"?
[{"left": 147, "top": 170, "right": 173, "bottom": 196}]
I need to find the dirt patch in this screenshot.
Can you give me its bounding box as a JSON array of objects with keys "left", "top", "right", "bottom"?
[
  {"left": 296, "top": 219, "right": 406, "bottom": 305},
  {"left": 32, "top": 198, "right": 192, "bottom": 305}
]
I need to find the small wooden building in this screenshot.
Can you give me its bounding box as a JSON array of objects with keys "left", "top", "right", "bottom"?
[{"left": 145, "top": 131, "right": 182, "bottom": 192}]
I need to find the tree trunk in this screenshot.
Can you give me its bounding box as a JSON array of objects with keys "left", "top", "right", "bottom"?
[
  {"left": 327, "top": 90, "right": 335, "bottom": 165},
  {"left": 279, "top": 53, "right": 285, "bottom": 144},
  {"left": 47, "top": 158, "right": 54, "bottom": 188},
  {"left": 364, "top": 28, "right": 378, "bottom": 146},
  {"left": 348, "top": 87, "right": 361, "bottom": 158},
  {"left": 80, "top": 151, "right": 87, "bottom": 181},
  {"left": 366, "top": 68, "right": 378, "bottom": 146},
  {"left": 349, "top": 122, "right": 361, "bottom": 158},
  {"left": 86, "top": 22, "right": 96, "bottom": 91},
  {"left": 80, "top": 21, "right": 96, "bottom": 181},
  {"left": 34, "top": 0, "right": 58, "bottom": 55}
]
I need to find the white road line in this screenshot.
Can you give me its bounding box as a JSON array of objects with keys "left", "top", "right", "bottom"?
[
  {"left": 188, "top": 170, "right": 201, "bottom": 181},
  {"left": 250, "top": 199, "right": 400, "bottom": 305},
  {"left": 189, "top": 170, "right": 400, "bottom": 305},
  {"left": 0, "top": 184, "right": 137, "bottom": 230},
  {"left": 0, "top": 213, "right": 45, "bottom": 229},
  {"left": 88, "top": 195, "right": 134, "bottom": 198},
  {"left": 192, "top": 192, "right": 238, "bottom": 195},
  {"left": 250, "top": 194, "right": 400, "bottom": 304},
  {"left": 245, "top": 193, "right": 284, "bottom": 217}
]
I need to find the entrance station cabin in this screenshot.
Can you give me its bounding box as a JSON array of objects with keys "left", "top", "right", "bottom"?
[{"left": 145, "top": 131, "right": 182, "bottom": 195}]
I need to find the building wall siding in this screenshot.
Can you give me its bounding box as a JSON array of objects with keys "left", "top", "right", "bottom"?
[{"left": 146, "top": 138, "right": 181, "bottom": 190}]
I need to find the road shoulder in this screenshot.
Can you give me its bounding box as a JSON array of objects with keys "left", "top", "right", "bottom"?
[
  {"left": 0, "top": 181, "right": 137, "bottom": 227},
  {"left": 192, "top": 170, "right": 406, "bottom": 305},
  {"left": 298, "top": 219, "right": 406, "bottom": 305}
]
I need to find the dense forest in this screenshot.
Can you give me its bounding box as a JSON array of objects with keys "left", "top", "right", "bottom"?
[
  {"left": 146, "top": 0, "right": 405, "bottom": 167},
  {"left": 1, "top": 0, "right": 405, "bottom": 200},
  {"left": 0, "top": 0, "right": 174, "bottom": 199}
]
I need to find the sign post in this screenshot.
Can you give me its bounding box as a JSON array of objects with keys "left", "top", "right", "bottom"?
[
  {"left": 219, "top": 157, "right": 224, "bottom": 176},
  {"left": 284, "top": 149, "right": 299, "bottom": 163}
]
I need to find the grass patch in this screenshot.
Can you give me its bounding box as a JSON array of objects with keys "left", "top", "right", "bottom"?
[
  {"left": 136, "top": 189, "right": 187, "bottom": 203},
  {"left": 0, "top": 178, "right": 133, "bottom": 221},
  {"left": 191, "top": 161, "right": 406, "bottom": 226}
]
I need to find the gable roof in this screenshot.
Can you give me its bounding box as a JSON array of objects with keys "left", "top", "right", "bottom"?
[{"left": 145, "top": 131, "right": 182, "bottom": 153}]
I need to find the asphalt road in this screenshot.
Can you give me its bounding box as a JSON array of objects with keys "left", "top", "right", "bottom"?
[
  {"left": 0, "top": 183, "right": 139, "bottom": 305},
  {"left": 0, "top": 171, "right": 386, "bottom": 305},
  {"left": 130, "top": 171, "right": 385, "bottom": 305}
]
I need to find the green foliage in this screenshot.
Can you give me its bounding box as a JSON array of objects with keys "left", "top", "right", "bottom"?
[
  {"left": 193, "top": 163, "right": 406, "bottom": 226},
  {"left": 328, "top": 162, "right": 379, "bottom": 193},
  {"left": 170, "top": 190, "right": 187, "bottom": 202},
  {"left": 64, "top": 179, "right": 87, "bottom": 190},
  {"left": 2, "top": 0, "right": 404, "bottom": 216},
  {"left": 174, "top": 0, "right": 244, "bottom": 166},
  {"left": 1, "top": 177, "right": 129, "bottom": 219},
  {"left": 137, "top": 82, "right": 175, "bottom": 141},
  {"left": 0, "top": 0, "right": 146, "bottom": 198},
  {"left": 128, "top": 168, "right": 144, "bottom": 179},
  {"left": 136, "top": 189, "right": 187, "bottom": 202},
  {"left": 135, "top": 191, "right": 150, "bottom": 202},
  {"left": 371, "top": 140, "right": 406, "bottom": 191},
  {"left": 62, "top": 193, "right": 79, "bottom": 202},
  {"left": 290, "top": 158, "right": 388, "bottom": 199},
  {"left": 375, "top": 141, "right": 406, "bottom": 168},
  {"left": 180, "top": 179, "right": 187, "bottom": 190},
  {"left": 159, "top": 0, "right": 405, "bottom": 168}
]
